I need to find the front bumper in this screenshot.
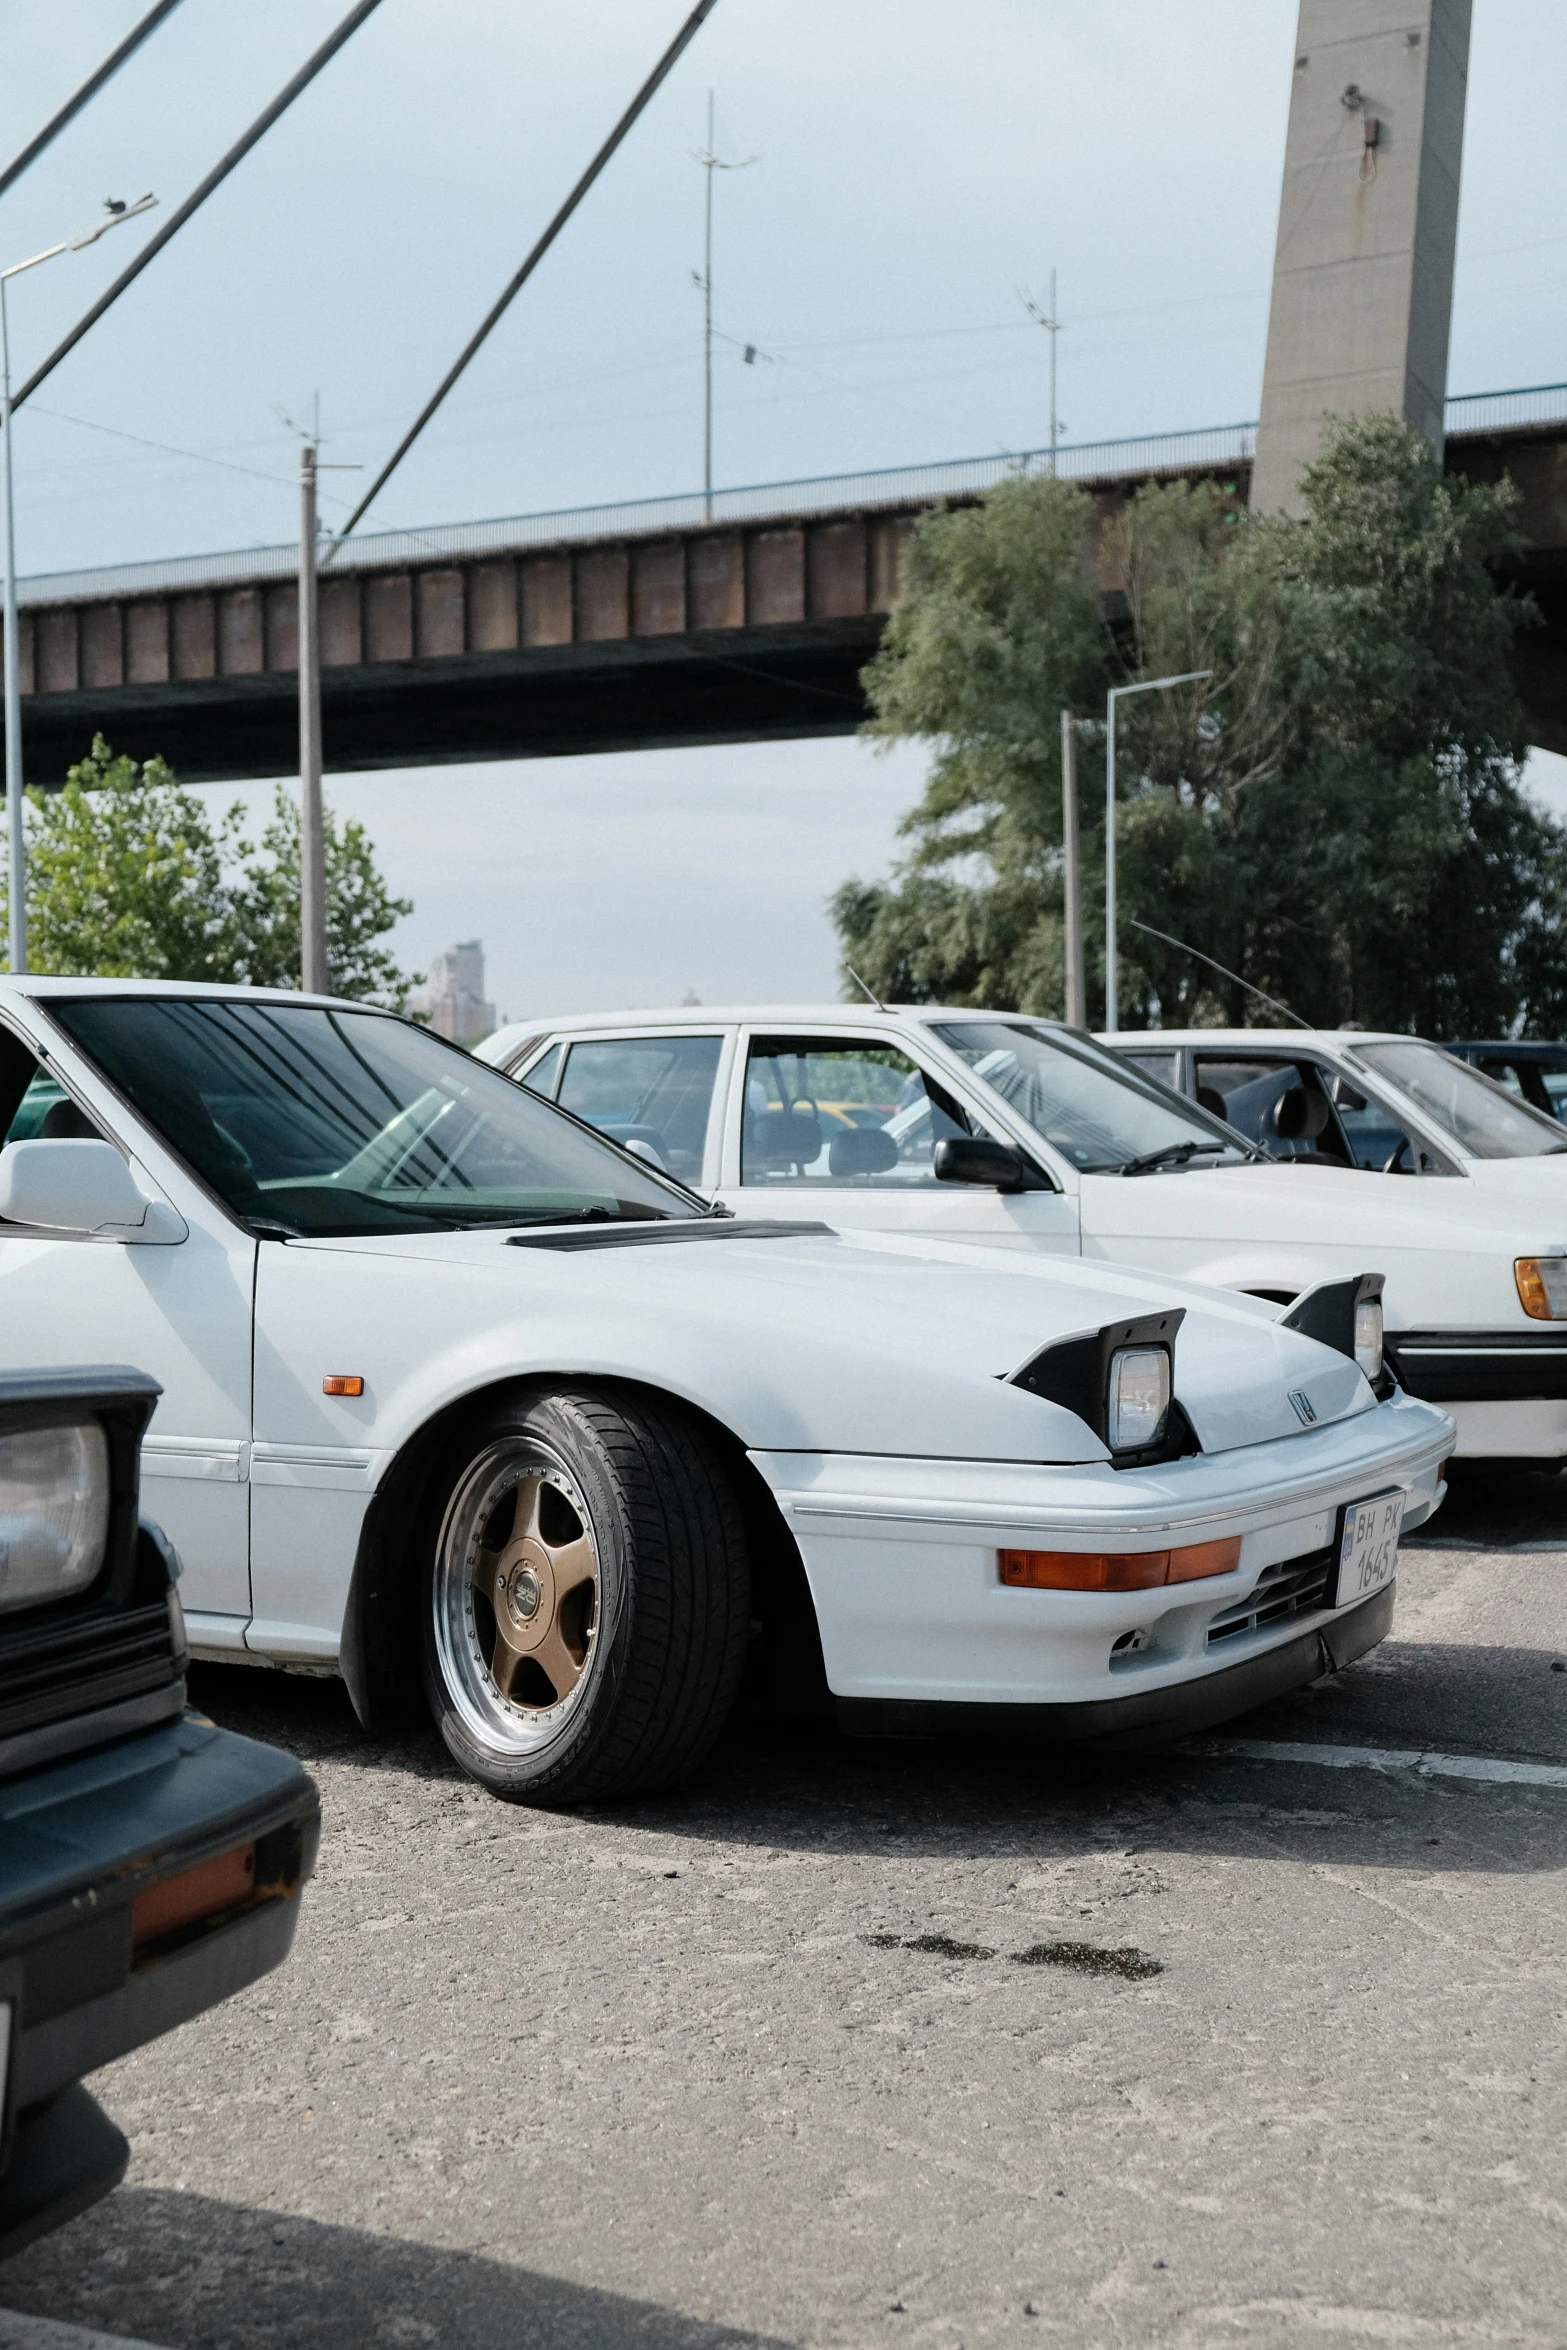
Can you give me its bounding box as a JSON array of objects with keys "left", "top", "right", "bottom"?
[
  {"left": 1385, "top": 1332, "right": 1567, "bottom": 1457},
  {"left": 839, "top": 1579, "right": 1394, "bottom": 1747},
  {"left": 755, "top": 1390, "right": 1450, "bottom": 1718},
  {"left": 1386, "top": 1329, "right": 1567, "bottom": 1405},
  {"left": 0, "top": 1711, "right": 320, "bottom": 2259}
]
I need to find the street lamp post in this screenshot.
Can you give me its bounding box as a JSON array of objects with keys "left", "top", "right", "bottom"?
[
  {"left": 1103, "top": 668, "right": 1211, "bottom": 1034},
  {"left": 3, "top": 195, "right": 155, "bottom": 972}
]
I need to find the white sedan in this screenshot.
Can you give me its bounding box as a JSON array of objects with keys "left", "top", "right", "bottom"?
[
  {"left": 0, "top": 979, "right": 1448, "bottom": 1802},
  {"left": 478, "top": 1003, "right": 1567, "bottom": 1464}
]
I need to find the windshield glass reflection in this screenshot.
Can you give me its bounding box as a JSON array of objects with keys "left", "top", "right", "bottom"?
[
  {"left": 934, "top": 1021, "right": 1248, "bottom": 1172},
  {"left": 51, "top": 998, "right": 699, "bottom": 1236},
  {"left": 1358, "top": 1041, "right": 1567, "bottom": 1161}
]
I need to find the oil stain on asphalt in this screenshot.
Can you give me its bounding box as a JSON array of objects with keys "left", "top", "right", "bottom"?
[{"left": 861, "top": 1931, "right": 1162, "bottom": 1978}]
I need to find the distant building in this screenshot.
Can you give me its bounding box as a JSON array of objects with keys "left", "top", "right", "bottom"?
[{"left": 414, "top": 940, "right": 498, "bottom": 1043}]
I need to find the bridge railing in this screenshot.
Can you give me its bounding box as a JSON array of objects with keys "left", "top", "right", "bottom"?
[
  {"left": 1444, "top": 381, "right": 1567, "bottom": 436},
  {"left": 11, "top": 423, "right": 1259, "bottom": 610},
  {"left": 13, "top": 387, "right": 1565, "bottom": 611}
]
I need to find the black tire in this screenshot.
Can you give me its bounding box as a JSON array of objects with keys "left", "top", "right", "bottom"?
[{"left": 419, "top": 1385, "right": 751, "bottom": 1805}]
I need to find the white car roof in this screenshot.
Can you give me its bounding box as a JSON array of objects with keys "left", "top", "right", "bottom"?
[
  {"left": 1101, "top": 1028, "right": 1414, "bottom": 1051},
  {"left": 0, "top": 975, "right": 360, "bottom": 1010},
  {"left": 482, "top": 1003, "right": 1049, "bottom": 1059}
]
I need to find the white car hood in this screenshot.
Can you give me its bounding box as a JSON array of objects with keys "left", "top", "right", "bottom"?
[
  {"left": 1083, "top": 1158, "right": 1566, "bottom": 1254},
  {"left": 289, "top": 1221, "right": 1371, "bottom": 1462}
]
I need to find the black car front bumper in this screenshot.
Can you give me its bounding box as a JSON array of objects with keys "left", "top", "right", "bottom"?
[
  {"left": 0, "top": 1711, "right": 319, "bottom": 2259},
  {"left": 1384, "top": 1331, "right": 1567, "bottom": 1404}
]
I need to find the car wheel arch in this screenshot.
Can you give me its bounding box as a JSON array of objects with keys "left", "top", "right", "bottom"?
[{"left": 339, "top": 1373, "right": 825, "bottom": 1734}]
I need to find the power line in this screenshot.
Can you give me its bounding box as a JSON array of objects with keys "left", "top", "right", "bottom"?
[
  {"left": 11, "top": 0, "right": 387, "bottom": 414},
  {"left": 0, "top": 0, "right": 184, "bottom": 206},
  {"left": 331, "top": 0, "right": 721, "bottom": 548}
]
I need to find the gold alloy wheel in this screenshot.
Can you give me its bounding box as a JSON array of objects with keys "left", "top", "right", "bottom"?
[{"left": 434, "top": 1444, "right": 601, "bottom": 1751}]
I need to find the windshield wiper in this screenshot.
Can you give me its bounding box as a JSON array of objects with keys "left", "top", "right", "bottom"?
[
  {"left": 1119, "top": 1140, "right": 1229, "bottom": 1177},
  {"left": 499, "top": 1205, "right": 674, "bottom": 1230}
]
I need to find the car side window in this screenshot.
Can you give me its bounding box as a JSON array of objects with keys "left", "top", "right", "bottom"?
[
  {"left": 740, "top": 1036, "right": 980, "bottom": 1187},
  {"left": 1124, "top": 1049, "right": 1178, "bottom": 1089},
  {"left": 1475, "top": 1056, "right": 1557, "bottom": 1121},
  {"left": 1191, "top": 1055, "right": 1353, "bottom": 1165},
  {"left": 1, "top": 1054, "right": 103, "bottom": 1146},
  {"left": 520, "top": 1043, "right": 563, "bottom": 1100},
  {"left": 554, "top": 1036, "right": 722, "bottom": 1184}
]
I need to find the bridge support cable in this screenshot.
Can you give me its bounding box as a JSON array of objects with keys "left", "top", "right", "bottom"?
[
  {"left": 329, "top": 0, "right": 721, "bottom": 552},
  {"left": 0, "top": 0, "right": 185, "bottom": 208},
  {"left": 9, "top": 0, "right": 386, "bottom": 415}
]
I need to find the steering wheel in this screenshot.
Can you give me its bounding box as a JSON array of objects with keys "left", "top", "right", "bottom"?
[{"left": 1381, "top": 1136, "right": 1412, "bottom": 1174}]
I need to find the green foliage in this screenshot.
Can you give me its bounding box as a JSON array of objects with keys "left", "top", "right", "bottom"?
[
  {"left": 836, "top": 416, "right": 1567, "bottom": 1036},
  {"left": 227, "top": 787, "right": 417, "bottom": 1005},
  {"left": 1, "top": 736, "right": 417, "bottom": 1005}
]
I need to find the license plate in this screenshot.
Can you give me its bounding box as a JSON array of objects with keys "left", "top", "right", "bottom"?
[{"left": 1330, "top": 1489, "right": 1404, "bottom": 1608}]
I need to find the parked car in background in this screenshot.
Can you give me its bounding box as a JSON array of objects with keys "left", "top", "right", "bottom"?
[
  {"left": 1101, "top": 1027, "right": 1567, "bottom": 1178},
  {"left": 0, "top": 1365, "right": 319, "bottom": 2258},
  {"left": 1447, "top": 1040, "right": 1567, "bottom": 1125},
  {"left": 0, "top": 983, "right": 1450, "bottom": 1803},
  {"left": 478, "top": 1006, "right": 1567, "bottom": 1466}
]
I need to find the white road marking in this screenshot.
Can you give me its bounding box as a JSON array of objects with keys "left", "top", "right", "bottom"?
[{"left": 1180, "top": 1738, "right": 1567, "bottom": 1789}]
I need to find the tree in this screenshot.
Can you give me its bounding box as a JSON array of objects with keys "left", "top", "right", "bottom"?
[
  {"left": 227, "top": 787, "right": 416, "bottom": 1004},
  {"left": 1, "top": 736, "right": 417, "bottom": 1005},
  {"left": 835, "top": 416, "right": 1567, "bottom": 1035}
]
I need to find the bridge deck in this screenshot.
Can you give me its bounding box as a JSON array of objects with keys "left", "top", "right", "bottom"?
[{"left": 6, "top": 394, "right": 1566, "bottom": 782}]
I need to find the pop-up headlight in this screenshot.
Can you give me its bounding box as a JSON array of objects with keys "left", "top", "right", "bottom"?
[
  {"left": 1107, "top": 1347, "right": 1172, "bottom": 1453},
  {"left": 0, "top": 1422, "right": 110, "bottom": 1613},
  {"left": 1353, "top": 1293, "right": 1385, "bottom": 1383}
]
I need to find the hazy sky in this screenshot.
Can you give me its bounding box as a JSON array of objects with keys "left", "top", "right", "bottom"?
[{"left": 3, "top": 1, "right": 1565, "bottom": 1016}]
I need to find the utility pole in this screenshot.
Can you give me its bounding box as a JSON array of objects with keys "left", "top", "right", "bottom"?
[
  {"left": 298, "top": 439, "right": 327, "bottom": 995},
  {"left": 693, "top": 92, "right": 757, "bottom": 522},
  {"left": 1060, "top": 709, "right": 1085, "bottom": 1028},
  {"left": 1021, "top": 271, "right": 1063, "bottom": 474},
  {"left": 1103, "top": 669, "right": 1211, "bottom": 1033},
  {"left": 701, "top": 90, "right": 715, "bottom": 519}
]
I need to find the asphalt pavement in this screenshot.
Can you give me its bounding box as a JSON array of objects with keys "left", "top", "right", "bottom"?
[{"left": 5, "top": 1464, "right": 1566, "bottom": 2350}]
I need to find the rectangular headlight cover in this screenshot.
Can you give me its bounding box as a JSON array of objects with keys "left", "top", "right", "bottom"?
[
  {"left": 1353, "top": 1294, "right": 1384, "bottom": 1382},
  {"left": 0, "top": 1422, "right": 110, "bottom": 1613},
  {"left": 1107, "top": 1346, "right": 1171, "bottom": 1452}
]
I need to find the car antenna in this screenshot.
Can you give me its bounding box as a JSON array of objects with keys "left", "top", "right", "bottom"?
[
  {"left": 845, "top": 965, "right": 885, "bottom": 1011},
  {"left": 1129, "top": 919, "right": 1310, "bottom": 1029}
]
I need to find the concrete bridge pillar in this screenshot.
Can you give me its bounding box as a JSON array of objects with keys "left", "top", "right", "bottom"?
[{"left": 1251, "top": 0, "right": 1471, "bottom": 515}]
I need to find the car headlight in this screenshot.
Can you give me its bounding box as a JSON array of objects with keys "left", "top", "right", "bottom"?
[
  {"left": 0, "top": 1422, "right": 110, "bottom": 1613},
  {"left": 1516, "top": 1257, "right": 1567, "bottom": 1321},
  {"left": 1107, "top": 1346, "right": 1171, "bottom": 1452},
  {"left": 1353, "top": 1294, "right": 1384, "bottom": 1382}
]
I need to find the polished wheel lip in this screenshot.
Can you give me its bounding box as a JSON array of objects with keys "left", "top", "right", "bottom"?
[{"left": 433, "top": 1437, "right": 603, "bottom": 1759}]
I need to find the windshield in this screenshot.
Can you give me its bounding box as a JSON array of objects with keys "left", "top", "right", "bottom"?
[
  {"left": 933, "top": 1021, "right": 1249, "bottom": 1173},
  {"left": 1357, "top": 1041, "right": 1567, "bottom": 1161},
  {"left": 48, "top": 997, "right": 699, "bottom": 1236}
]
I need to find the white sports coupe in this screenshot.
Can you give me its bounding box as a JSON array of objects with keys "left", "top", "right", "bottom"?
[
  {"left": 478, "top": 1003, "right": 1567, "bottom": 1466},
  {"left": 0, "top": 981, "right": 1449, "bottom": 1802}
]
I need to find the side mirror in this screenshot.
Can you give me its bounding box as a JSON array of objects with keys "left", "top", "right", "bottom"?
[
  {"left": 828, "top": 1127, "right": 899, "bottom": 1178},
  {"left": 933, "top": 1136, "right": 1030, "bottom": 1193},
  {"left": 0, "top": 1140, "right": 186, "bottom": 1243}
]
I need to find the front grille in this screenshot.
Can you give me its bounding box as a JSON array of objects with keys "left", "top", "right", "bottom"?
[
  {"left": 1206, "top": 1546, "right": 1333, "bottom": 1646},
  {"left": 0, "top": 1598, "right": 179, "bottom": 1742}
]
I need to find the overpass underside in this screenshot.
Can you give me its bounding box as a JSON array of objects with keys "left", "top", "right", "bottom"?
[{"left": 8, "top": 417, "right": 1567, "bottom": 784}]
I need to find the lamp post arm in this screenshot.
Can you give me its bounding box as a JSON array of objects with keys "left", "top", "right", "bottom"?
[{"left": 1103, "top": 669, "right": 1212, "bottom": 1035}]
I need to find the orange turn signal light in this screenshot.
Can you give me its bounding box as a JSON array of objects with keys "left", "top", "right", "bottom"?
[
  {"left": 999, "top": 1538, "right": 1242, "bottom": 1592},
  {"left": 323, "top": 1374, "right": 364, "bottom": 1396},
  {"left": 132, "top": 1842, "right": 256, "bottom": 1952}
]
